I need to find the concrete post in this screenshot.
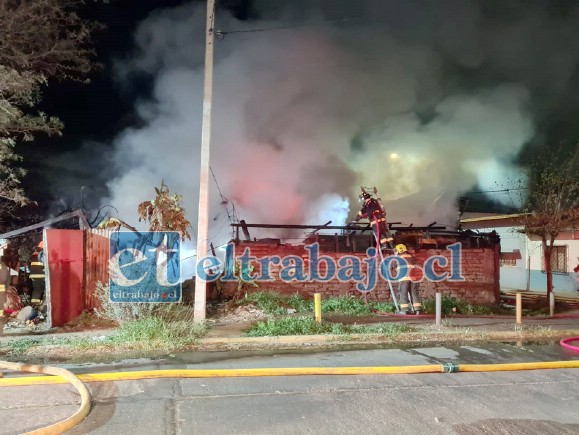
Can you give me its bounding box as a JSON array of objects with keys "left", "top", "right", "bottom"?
[
  {"left": 516, "top": 292, "right": 522, "bottom": 324},
  {"left": 194, "top": 0, "right": 216, "bottom": 323},
  {"left": 435, "top": 292, "right": 442, "bottom": 326}
]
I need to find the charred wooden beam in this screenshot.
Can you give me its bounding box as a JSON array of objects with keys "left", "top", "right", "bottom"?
[
  {"left": 239, "top": 219, "right": 251, "bottom": 241},
  {"left": 230, "top": 223, "right": 447, "bottom": 231},
  {"left": 0, "top": 210, "right": 90, "bottom": 240}
]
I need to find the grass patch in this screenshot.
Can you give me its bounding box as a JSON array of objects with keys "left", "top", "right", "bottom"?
[
  {"left": 421, "top": 295, "right": 496, "bottom": 315},
  {"left": 72, "top": 317, "right": 210, "bottom": 352},
  {"left": 320, "top": 296, "right": 374, "bottom": 315},
  {"left": 242, "top": 291, "right": 289, "bottom": 315},
  {"left": 349, "top": 323, "right": 415, "bottom": 335},
  {"left": 239, "top": 292, "right": 396, "bottom": 316},
  {"left": 1, "top": 338, "right": 43, "bottom": 356},
  {"left": 1, "top": 316, "right": 208, "bottom": 358},
  {"left": 242, "top": 316, "right": 414, "bottom": 337}
]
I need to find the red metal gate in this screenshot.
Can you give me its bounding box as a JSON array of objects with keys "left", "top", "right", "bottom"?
[{"left": 46, "top": 229, "right": 85, "bottom": 327}]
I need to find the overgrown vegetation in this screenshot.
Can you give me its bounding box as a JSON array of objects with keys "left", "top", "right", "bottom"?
[
  {"left": 106, "top": 317, "right": 207, "bottom": 351},
  {"left": 0, "top": 317, "right": 207, "bottom": 357},
  {"left": 420, "top": 295, "right": 496, "bottom": 316},
  {"left": 243, "top": 316, "right": 415, "bottom": 337},
  {"left": 240, "top": 291, "right": 396, "bottom": 316},
  {"left": 89, "top": 281, "right": 207, "bottom": 351},
  {"left": 93, "top": 281, "right": 196, "bottom": 323}
]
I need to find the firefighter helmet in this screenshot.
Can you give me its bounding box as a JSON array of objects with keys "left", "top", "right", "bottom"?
[{"left": 395, "top": 244, "right": 407, "bottom": 254}]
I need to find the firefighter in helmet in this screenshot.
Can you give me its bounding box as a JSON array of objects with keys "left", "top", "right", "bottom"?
[
  {"left": 394, "top": 244, "right": 422, "bottom": 314},
  {"left": 354, "top": 191, "right": 394, "bottom": 250},
  {"left": 29, "top": 240, "right": 46, "bottom": 303}
]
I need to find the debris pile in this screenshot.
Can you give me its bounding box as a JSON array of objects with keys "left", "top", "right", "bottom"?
[{"left": 213, "top": 303, "right": 268, "bottom": 324}]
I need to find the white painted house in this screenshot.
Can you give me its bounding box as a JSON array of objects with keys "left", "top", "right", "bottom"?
[{"left": 461, "top": 213, "right": 579, "bottom": 294}]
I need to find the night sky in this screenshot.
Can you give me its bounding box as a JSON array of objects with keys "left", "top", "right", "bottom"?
[
  {"left": 21, "top": 0, "right": 251, "bottom": 213},
  {"left": 17, "top": 0, "right": 579, "bottom": 221}
]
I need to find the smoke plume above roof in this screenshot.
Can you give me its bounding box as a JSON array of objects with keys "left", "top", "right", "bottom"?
[{"left": 101, "top": 0, "right": 579, "bottom": 260}]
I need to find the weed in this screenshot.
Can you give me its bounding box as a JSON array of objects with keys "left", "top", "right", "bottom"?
[
  {"left": 321, "top": 296, "right": 373, "bottom": 315},
  {"left": 441, "top": 318, "right": 454, "bottom": 327},
  {"left": 4, "top": 338, "right": 42, "bottom": 356},
  {"left": 370, "top": 302, "right": 396, "bottom": 314},
  {"left": 238, "top": 291, "right": 397, "bottom": 316},
  {"left": 243, "top": 316, "right": 336, "bottom": 336},
  {"left": 93, "top": 281, "right": 199, "bottom": 324},
  {"left": 241, "top": 291, "right": 288, "bottom": 315},
  {"left": 348, "top": 323, "right": 415, "bottom": 335},
  {"left": 286, "top": 293, "right": 314, "bottom": 313},
  {"left": 242, "top": 316, "right": 415, "bottom": 337},
  {"left": 421, "top": 295, "right": 494, "bottom": 316},
  {"left": 107, "top": 317, "right": 208, "bottom": 351}
]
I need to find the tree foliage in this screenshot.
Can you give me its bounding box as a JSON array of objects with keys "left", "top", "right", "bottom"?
[
  {"left": 138, "top": 181, "right": 192, "bottom": 241},
  {"left": 0, "top": 0, "right": 101, "bottom": 212},
  {"left": 516, "top": 143, "right": 579, "bottom": 295}
]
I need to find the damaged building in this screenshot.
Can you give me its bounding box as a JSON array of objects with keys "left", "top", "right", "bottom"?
[{"left": 218, "top": 221, "right": 501, "bottom": 305}]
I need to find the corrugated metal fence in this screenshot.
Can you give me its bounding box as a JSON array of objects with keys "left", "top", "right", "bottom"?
[{"left": 84, "top": 229, "right": 112, "bottom": 311}]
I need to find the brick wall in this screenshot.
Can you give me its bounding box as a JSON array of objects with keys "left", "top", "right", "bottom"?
[{"left": 220, "top": 241, "right": 500, "bottom": 305}]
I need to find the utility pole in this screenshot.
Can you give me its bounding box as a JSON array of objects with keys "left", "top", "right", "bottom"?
[{"left": 194, "top": 0, "right": 215, "bottom": 323}]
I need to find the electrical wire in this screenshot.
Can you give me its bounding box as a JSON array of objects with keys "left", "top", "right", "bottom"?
[
  {"left": 215, "top": 16, "right": 371, "bottom": 39},
  {"left": 209, "top": 165, "right": 238, "bottom": 225},
  {"left": 468, "top": 187, "right": 528, "bottom": 195}
]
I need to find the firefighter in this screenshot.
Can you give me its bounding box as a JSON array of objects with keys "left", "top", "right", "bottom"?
[
  {"left": 354, "top": 191, "right": 394, "bottom": 250},
  {"left": 394, "top": 244, "right": 422, "bottom": 314},
  {"left": 29, "top": 241, "right": 46, "bottom": 304}
]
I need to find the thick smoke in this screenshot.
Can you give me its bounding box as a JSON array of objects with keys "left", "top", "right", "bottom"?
[{"left": 101, "top": 0, "right": 579, "bottom": 269}]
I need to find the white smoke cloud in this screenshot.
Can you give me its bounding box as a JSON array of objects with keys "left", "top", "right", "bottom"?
[{"left": 100, "top": 0, "right": 579, "bottom": 268}]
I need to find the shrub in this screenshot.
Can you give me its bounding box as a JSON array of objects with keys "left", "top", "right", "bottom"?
[{"left": 93, "top": 281, "right": 196, "bottom": 324}]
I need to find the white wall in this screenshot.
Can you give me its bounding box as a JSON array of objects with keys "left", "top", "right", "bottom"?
[
  {"left": 528, "top": 235, "right": 579, "bottom": 293},
  {"left": 468, "top": 224, "right": 579, "bottom": 293}
]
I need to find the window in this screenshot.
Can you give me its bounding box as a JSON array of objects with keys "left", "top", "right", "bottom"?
[
  {"left": 542, "top": 245, "right": 568, "bottom": 274},
  {"left": 500, "top": 256, "right": 516, "bottom": 267},
  {"left": 500, "top": 250, "right": 521, "bottom": 267}
]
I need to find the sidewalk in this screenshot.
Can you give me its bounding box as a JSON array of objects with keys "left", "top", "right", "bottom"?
[
  {"left": 203, "top": 313, "right": 579, "bottom": 339},
  {"left": 1, "top": 311, "right": 579, "bottom": 356}
]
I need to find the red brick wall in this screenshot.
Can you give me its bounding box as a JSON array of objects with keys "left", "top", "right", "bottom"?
[{"left": 221, "top": 242, "right": 500, "bottom": 305}]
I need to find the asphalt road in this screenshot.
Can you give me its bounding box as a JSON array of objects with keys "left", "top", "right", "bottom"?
[{"left": 1, "top": 342, "right": 579, "bottom": 434}]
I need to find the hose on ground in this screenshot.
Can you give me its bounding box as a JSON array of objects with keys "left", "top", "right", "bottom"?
[
  {"left": 1, "top": 360, "right": 579, "bottom": 388},
  {"left": 560, "top": 336, "right": 579, "bottom": 353},
  {"left": 0, "top": 361, "right": 91, "bottom": 435}
]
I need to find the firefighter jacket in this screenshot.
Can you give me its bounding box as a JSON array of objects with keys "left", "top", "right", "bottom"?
[
  {"left": 29, "top": 253, "right": 45, "bottom": 280},
  {"left": 397, "top": 252, "right": 418, "bottom": 282},
  {"left": 357, "top": 198, "right": 386, "bottom": 223}
]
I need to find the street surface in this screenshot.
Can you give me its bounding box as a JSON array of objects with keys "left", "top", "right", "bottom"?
[{"left": 1, "top": 342, "right": 579, "bottom": 434}]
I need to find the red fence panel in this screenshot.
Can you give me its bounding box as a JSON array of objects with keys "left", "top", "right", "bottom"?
[
  {"left": 46, "top": 229, "right": 84, "bottom": 327},
  {"left": 84, "top": 229, "right": 111, "bottom": 311}
]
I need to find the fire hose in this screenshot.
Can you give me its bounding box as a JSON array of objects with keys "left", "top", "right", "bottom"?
[
  {"left": 1, "top": 361, "right": 579, "bottom": 389},
  {"left": 560, "top": 337, "right": 579, "bottom": 353},
  {"left": 0, "top": 361, "right": 91, "bottom": 435},
  {"left": 1, "top": 359, "right": 578, "bottom": 433}
]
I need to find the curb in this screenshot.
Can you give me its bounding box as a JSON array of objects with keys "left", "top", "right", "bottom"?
[{"left": 197, "top": 329, "right": 579, "bottom": 347}]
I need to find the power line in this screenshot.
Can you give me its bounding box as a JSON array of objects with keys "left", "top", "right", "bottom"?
[
  {"left": 467, "top": 187, "right": 528, "bottom": 195},
  {"left": 210, "top": 165, "right": 236, "bottom": 224},
  {"left": 215, "top": 15, "right": 378, "bottom": 39}
]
